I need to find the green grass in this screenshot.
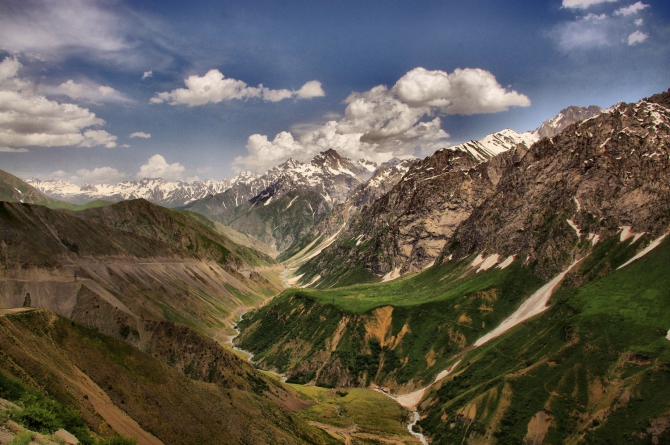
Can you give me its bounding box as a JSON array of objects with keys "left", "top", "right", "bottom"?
[
  {"left": 416, "top": 236, "right": 670, "bottom": 444},
  {"left": 290, "top": 386, "right": 412, "bottom": 437},
  {"left": 288, "top": 254, "right": 543, "bottom": 314},
  {"left": 238, "top": 255, "right": 545, "bottom": 387}
]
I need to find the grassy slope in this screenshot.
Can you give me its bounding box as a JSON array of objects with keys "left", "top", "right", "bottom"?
[
  {"left": 0, "top": 309, "right": 334, "bottom": 445},
  {"left": 417, "top": 236, "right": 670, "bottom": 444},
  {"left": 289, "top": 385, "right": 418, "bottom": 443},
  {"left": 237, "top": 255, "right": 547, "bottom": 388}
]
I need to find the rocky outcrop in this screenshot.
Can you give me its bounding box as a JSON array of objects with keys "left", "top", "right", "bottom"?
[
  {"left": 442, "top": 96, "right": 670, "bottom": 279},
  {"left": 533, "top": 105, "right": 602, "bottom": 139},
  {"left": 291, "top": 129, "right": 537, "bottom": 287}
]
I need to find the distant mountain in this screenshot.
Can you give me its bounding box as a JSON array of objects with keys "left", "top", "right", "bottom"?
[
  {"left": 286, "top": 128, "right": 538, "bottom": 287},
  {"left": 27, "top": 174, "right": 259, "bottom": 207},
  {"left": 533, "top": 105, "right": 602, "bottom": 138},
  {"left": 183, "top": 149, "right": 379, "bottom": 251}
]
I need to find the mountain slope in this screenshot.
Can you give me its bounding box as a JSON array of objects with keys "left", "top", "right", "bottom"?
[
  {"left": 184, "top": 149, "right": 377, "bottom": 252},
  {"left": 441, "top": 92, "right": 670, "bottom": 280},
  {"left": 0, "top": 309, "right": 335, "bottom": 445},
  {"left": 0, "top": 168, "right": 106, "bottom": 210},
  {"left": 288, "top": 129, "right": 538, "bottom": 288},
  {"left": 236, "top": 90, "right": 670, "bottom": 443},
  {"left": 0, "top": 199, "right": 280, "bottom": 341}
]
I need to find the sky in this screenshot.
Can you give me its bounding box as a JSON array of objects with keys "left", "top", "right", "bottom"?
[{"left": 0, "top": 0, "right": 668, "bottom": 184}]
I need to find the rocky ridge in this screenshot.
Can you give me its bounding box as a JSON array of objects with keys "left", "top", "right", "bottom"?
[
  {"left": 183, "top": 149, "right": 380, "bottom": 251},
  {"left": 289, "top": 128, "right": 539, "bottom": 287},
  {"left": 441, "top": 91, "right": 670, "bottom": 279}
]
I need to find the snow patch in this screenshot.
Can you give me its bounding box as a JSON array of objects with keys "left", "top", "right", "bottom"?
[
  {"left": 285, "top": 274, "right": 304, "bottom": 286},
  {"left": 474, "top": 260, "right": 581, "bottom": 347},
  {"left": 496, "top": 255, "right": 515, "bottom": 270},
  {"left": 470, "top": 254, "right": 485, "bottom": 268},
  {"left": 263, "top": 195, "right": 273, "bottom": 206},
  {"left": 382, "top": 267, "right": 402, "bottom": 282},
  {"left": 285, "top": 195, "right": 298, "bottom": 210},
  {"left": 302, "top": 275, "right": 321, "bottom": 288},
  {"left": 566, "top": 219, "right": 581, "bottom": 238},
  {"left": 477, "top": 254, "right": 500, "bottom": 273},
  {"left": 573, "top": 197, "right": 581, "bottom": 212},
  {"left": 667, "top": 329, "right": 670, "bottom": 342},
  {"left": 355, "top": 234, "right": 364, "bottom": 246},
  {"left": 587, "top": 233, "right": 600, "bottom": 245},
  {"left": 617, "top": 233, "right": 668, "bottom": 270}
]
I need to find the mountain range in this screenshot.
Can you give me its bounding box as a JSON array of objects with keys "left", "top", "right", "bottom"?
[{"left": 1, "top": 94, "right": 669, "bottom": 445}]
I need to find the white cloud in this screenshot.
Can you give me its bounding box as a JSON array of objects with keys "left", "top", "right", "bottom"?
[
  {"left": 234, "top": 66, "right": 528, "bottom": 172},
  {"left": 634, "top": 18, "right": 644, "bottom": 25},
  {"left": 45, "top": 79, "right": 132, "bottom": 103},
  {"left": 0, "top": 146, "right": 28, "bottom": 153},
  {"left": 562, "top": 0, "right": 618, "bottom": 9},
  {"left": 555, "top": 13, "right": 612, "bottom": 49},
  {"left": 615, "top": 2, "right": 649, "bottom": 16},
  {"left": 73, "top": 166, "right": 125, "bottom": 184},
  {"left": 129, "top": 132, "right": 151, "bottom": 139},
  {"left": 0, "top": 57, "right": 118, "bottom": 150},
  {"left": 295, "top": 80, "right": 326, "bottom": 99},
  {"left": 137, "top": 154, "right": 185, "bottom": 180},
  {"left": 142, "top": 70, "right": 153, "bottom": 80},
  {"left": 0, "top": 57, "right": 21, "bottom": 82},
  {"left": 150, "top": 69, "right": 325, "bottom": 106},
  {"left": 80, "top": 130, "right": 117, "bottom": 148},
  {"left": 391, "top": 67, "right": 531, "bottom": 114},
  {"left": 0, "top": 0, "right": 129, "bottom": 60},
  {"left": 627, "top": 30, "right": 649, "bottom": 44}
]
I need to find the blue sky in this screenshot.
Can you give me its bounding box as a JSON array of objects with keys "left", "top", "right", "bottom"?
[{"left": 0, "top": 0, "right": 668, "bottom": 184}]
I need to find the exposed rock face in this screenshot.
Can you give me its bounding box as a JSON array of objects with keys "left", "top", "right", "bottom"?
[
  {"left": 533, "top": 105, "right": 602, "bottom": 139},
  {"left": 279, "top": 158, "right": 416, "bottom": 263},
  {"left": 290, "top": 129, "right": 537, "bottom": 287},
  {"left": 442, "top": 95, "right": 670, "bottom": 279}
]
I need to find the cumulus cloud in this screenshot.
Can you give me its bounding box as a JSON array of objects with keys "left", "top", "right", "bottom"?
[
  {"left": 80, "top": 130, "right": 117, "bottom": 148},
  {"left": 129, "top": 132, "right": 151, "bottom": 139},
  {"left": 234, "top": 66, "right": 528, "bottom": 171},
  {"left": 72, "top": 166, "right": 125, "bottom": 184},
  {"left": 44, "top": 79, "right": 132, "bottom": 103},
  {"left": 634, "top": 18, "right": 644, "bottom": 25},
  {"left": 137, "top": 154, "right": 185, "bottom": 180},
  {"left": 150, "top": 69, "right": 325, "bottom": 106},
  {"left": 0, "top": 57, "right": 118, "bottom": 150},
  {"left": 627, "top": 30, "right": 649, "bottom": 44},
  {"left": 142, "top": 70, "right": 153, "bottom": 80},
  {"left": 391, "top": 67, "right": 530, "bottom": 114},
  {"left": 614, "top": 1, "right": 649, "bottom": 16},
  {"left": 562, "top": 0, "right": 618, "bottom": 9}
]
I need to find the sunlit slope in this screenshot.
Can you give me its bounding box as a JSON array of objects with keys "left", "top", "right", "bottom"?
[
  {"left": 417, "top": 236, "right": 670, "bottom": 444},
  {"left": 237, "top": 231, "right": 656, "bottom": 393}
]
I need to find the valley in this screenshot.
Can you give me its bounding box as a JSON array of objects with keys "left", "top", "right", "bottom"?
[{"left": 1, "top": 91, "right": 669, "bottom": 444}]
